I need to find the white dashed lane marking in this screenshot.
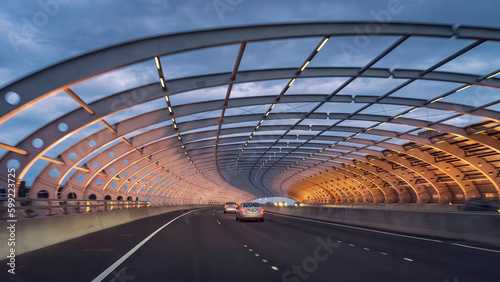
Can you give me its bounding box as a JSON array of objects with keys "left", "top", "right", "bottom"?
[
  {"left": 262, "top": 259, "right": 268, "bottom": 263},
  {"left": 216, "top": 220, "right": 221, "bottom": 224},
  {"left": 363, "top": 248, "right": 370, "bottom": 251},
  {"left": 271, "top": 266, "right": 279, "bottom": 271},
  {"left": 404, "top": 258, "right": 414, "bottom": 262},
  {"left": 380, "top": 252, "right": 388, "bottom": 255}
]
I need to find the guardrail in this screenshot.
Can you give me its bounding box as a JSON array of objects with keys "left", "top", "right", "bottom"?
[{"left": 0, "top": 197, "right": 153, "bottom": 219}]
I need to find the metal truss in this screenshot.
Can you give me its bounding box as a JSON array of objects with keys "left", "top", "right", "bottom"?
[{"left": 1, "top": 22, "right": 500, "bottom": 206}]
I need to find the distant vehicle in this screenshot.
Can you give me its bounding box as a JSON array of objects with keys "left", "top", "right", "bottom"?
[
  {"left": 236, "top": 202, "right": 264, "bottom": 222},
  {"left": 224, "top": 202, "right": 238, "bottom": 213},
  {"left": 462, "top": 198, "right": 499, "bottom": 211},
  {"left": 293, "top": 202, "right": 302, "bottom": 207},
  {"left": 275, "top": 201, "right": 287, "bottom": 207}
]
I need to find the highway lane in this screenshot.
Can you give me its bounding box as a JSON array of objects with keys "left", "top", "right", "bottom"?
[{"left": 2, "top": 207, "right": 500, "bottom": 281}]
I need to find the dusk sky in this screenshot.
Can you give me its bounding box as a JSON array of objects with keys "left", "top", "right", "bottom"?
[{"left": 1, "top": 0, "right": 500, "bottom": 186}]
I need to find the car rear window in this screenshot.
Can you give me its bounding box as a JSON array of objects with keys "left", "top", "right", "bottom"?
[
  {"left": 242, "top": 203, "right": 261, "bottom": 207},
  {"left": 226, "top": 202, "right": 235, "bottom": 205}
]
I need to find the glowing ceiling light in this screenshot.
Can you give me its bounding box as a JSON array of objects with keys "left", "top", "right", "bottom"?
[
  {"left": 160, "top": 78, "right": 165, "bottom": 88},
  {"left": 164, "top": 95, "right": 169, "bottom": 102},
  {"left": 288, "top": 78, "right": 296, "bottom": 87},
  {"left": 430, "top": 97, "right": 443, "bottom": 103},
  {"left": 487, "top": 71, "right": 500, "bottom": 79},
  {"left": 455, "top": 85, "right": 471, "bottom": 92},
  {"left": 317, "top": 37, "right": 329, "bottom": 51},
  {"left": 155, "top": 57, "right": 161, "bottom": 69},
  {"left": 168, "top": 107, "right": 172, "bottom": 113},
  {"left": 394, "top": 114, "right": 403, "bottom": 119},
  {"left": 300, "top": 61, "right": 310, "bottom": 72},
  {"left": 408, "top": 107, "right": 419, "bottom": 113},
  {"left": 271, "top": 103, "right": 276, "bottom": 109}
]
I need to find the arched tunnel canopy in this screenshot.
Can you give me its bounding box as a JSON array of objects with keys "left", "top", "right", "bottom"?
[{"left": 1, "top": 22, "right": 500, "bottom": 205}]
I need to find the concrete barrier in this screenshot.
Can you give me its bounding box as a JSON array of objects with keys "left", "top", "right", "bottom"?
[
  {"left": 0, "top": 205, "right": 211, "bottom": 258},
  {"left": 265, "top": 205, "right": 500, "bottom": 247}
]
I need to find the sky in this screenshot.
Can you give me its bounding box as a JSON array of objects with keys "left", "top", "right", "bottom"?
[{"left": 1, "top": 0, "right": 500, "bottom": 187}]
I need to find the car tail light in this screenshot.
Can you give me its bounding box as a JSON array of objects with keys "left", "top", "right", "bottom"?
[
  {"left": 224, "top": 205, "right": 228, "bottom": 208},
  {"left": 259, "top": 209, "right": 264, "bottom": 214},
  {"left": 241, "top": 209, "right": 247, "bottom": 214}
]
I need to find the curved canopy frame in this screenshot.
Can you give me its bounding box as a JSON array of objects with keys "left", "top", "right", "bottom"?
[{"left": 1, "top": 22, "right": 500, "bottom": 205}]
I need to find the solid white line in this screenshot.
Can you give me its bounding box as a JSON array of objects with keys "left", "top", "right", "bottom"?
[
  {"left": 451, "top": 243, "right": 500, "bottom": 254},
  {"left": 91, "top": 209, "right": 200, "bottom": 282},
  {"left": 268, "top": 212, "right": 443, "bottom": 243}
]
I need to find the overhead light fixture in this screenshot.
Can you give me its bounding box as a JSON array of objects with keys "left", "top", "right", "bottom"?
[
  {"left": 455, "top": 85, "right": 471, "bottom": 92},
  {"left": 155, "top": 57, "right": 161, "bottom": 69},
  {"left": 317, "top": 37, "right": 329, "bottom": 52},
  {"left": 164, "top": 95, "right": 169, "bottom": 102},
  {"left": 271, "top": 103, "right": 276, "bottom": 109},
  {"left": 160, "top": 78, "right": 165, "bottom": 88},
  {"left": 288, "top": 78, "right": 296, "bottom": 87},
  {"left": 487, "top": 71, "right": 500, "bottom": 79},
  {"left": 394, "top": 114, "right": 403, "bottom": 119},
  {"left": 430, "top": 97, "right": 443, "bottom": 103},
  {"left": 300, "top": 61, "right": 310, "bottom": 72}
]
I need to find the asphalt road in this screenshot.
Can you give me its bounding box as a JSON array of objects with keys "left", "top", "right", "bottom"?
[{"left": 2, "top": 207, "right": 500, "bottom": 282}]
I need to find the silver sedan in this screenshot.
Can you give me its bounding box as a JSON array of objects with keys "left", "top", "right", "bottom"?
[{"left": 236, "top": 202, "right": 264, "bottom": 222}]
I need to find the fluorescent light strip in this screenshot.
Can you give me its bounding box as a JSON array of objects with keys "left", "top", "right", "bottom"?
[
  {"left": 154, "top": 57, "right": 161, "bottom": 69},
  {"left": 288, "top": 78, "right": 296, "bottom": 87},
  {"left": 164, "top": 96, "right": 169, "bottom": 102},
  {"left": 300, "top": 61, "right": 310, "bottom": 72},
  {"left": 317, "top": 38, "right": 329, "bottom": 52},
  {"left": 455, "top": 85, "right": 471, "bottom": 92},
  {"left": 487, "top": 71, "right": 500, "bottom": 79},
  {"left": 160, "top": 78, "right": 165, "bottom": 88},
  {"left": 430, "top": 97, "right": 443, "bottom": 103}
]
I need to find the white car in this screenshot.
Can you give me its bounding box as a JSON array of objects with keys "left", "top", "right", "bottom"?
[{"left": 236, "top": 202, "right": 264, "bottom": 222}]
